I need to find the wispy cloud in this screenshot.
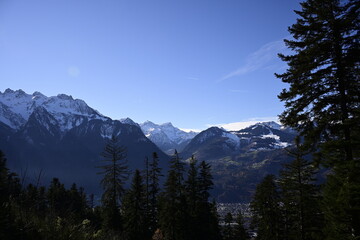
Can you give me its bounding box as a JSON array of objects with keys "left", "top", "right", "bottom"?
[
  {"left": 207, "top": 117, "right": 279, "bottom": 131},
  {"left": 179, "top": 128, "right": 202, "bottom": 133},
  {"left": 219, "top": 39, "right": 288, "bottom": 82},
  {"left": 179, "top": 117, "right": 279, "bottom": 133}
]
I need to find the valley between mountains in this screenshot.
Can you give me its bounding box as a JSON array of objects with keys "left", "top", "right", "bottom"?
[{"left": 0, "top": 89, "right": 296, "bottom": 202}]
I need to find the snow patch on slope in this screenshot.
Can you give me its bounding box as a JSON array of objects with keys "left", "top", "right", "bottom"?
[
  {"left": 260, "top": 128, "right": 291, "bottom": 149},
  {"left": 260, "top": 133, "right": 280, "bottom": 140},
  {"left": 274, "top": 141, "right": 290, "bottom": 148},
  {"left": 222, "top": 132, "right": 240, "bottom": 149}
]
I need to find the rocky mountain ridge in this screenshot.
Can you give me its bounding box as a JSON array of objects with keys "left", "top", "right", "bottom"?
[
  {"left": 0, "top": 89, "right": 106, "bottom": 131},
  {"left": 180, "top": 122, "right": 297, "bottom": 202},
  {"left": 0, "top": 89, "right": 169, "bottom": 194},
  {"left": 0, "top": 89, "right": 296, "bottom": 202},
  {"left": 140, "top": 120, "right": 197, "bottom": 154}
]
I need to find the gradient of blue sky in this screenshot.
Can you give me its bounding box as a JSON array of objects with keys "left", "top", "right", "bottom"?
[{"left": 0, "top": 0, "right": 302, "bottom": 131}]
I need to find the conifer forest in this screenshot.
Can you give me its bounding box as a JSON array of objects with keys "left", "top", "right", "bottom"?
[{"left": 1, "top": 0, "right": 359, "bottom": 239}]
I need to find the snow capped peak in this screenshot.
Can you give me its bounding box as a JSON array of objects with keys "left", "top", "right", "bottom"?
[
  {"left": 259, "top": 121, "right": 281, "bottom": 130},
  {"left": 32, "top": 91, "right": 45, "bottom": 96},
  {"left": 3, "top": 88, "right": 16, "bottom": 94},
  {"left": 207, "top": 126, "right": 224, "bottom": 132},
  {"left": 14, "top": 89, "right": 26, "bottom": 97},
  {"left": 2, "top": 88, "right": 26, "bottom": 98},
  {"left": 56, "top": 93, "right": 74, "bottom": 101},
  {"left": 253, "top": 121, "right": 281, "bottom": 130},
  {"left": 2, "top": 88, "right": 27, "bottom": 97},
  {"left": 161, "top": 122, "right": 174, "bottom": 127},
  {"left": 0, "top": 88, "right": 106, "bottom": 130},
  {"left": 16, "top": 89, "right": 26, "bottom": 95},
  {"left": 3, "top": 88, "right": 15, "bottom": 94},
  {"left": 140, "top": 121, "right": 198, "bottom": 151},
  {"left": 193, "top": 127, "right": 224, "bottom": 144},
  {"left": 142, "top": 120, "right": 156, "bottom": 126},
  {"left": 32, "top": 91, "right": 46, "bottom": 100},
  {"left": 120, "top": 117, "right": 138, "bottom": 126}
]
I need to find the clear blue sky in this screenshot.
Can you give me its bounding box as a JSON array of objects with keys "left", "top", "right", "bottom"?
[{"left": 0, "top": 0, "right": 302, "bottom": 131}]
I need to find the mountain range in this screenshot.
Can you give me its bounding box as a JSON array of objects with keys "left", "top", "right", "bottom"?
[
  {"left": 140, "top": 121, "right": 197, "bottom": 154},
  {"left": 0, "top": 89, "right": 169, "bottom": 194},
  {"left": 181, "top": 123, "right": 296, "bottom": 202},
  {"left": 0, "top": 89, "right": 297, "bottom": 202}
]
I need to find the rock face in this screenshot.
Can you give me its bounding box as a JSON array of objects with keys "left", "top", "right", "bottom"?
[{"left": 0, "top": 89, "right": 169, "bottom": 194}]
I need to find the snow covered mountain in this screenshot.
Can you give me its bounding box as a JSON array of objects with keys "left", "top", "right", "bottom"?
[
  {"left": 0, "top": 88, "right": 298, "bottom": 202},
  {"left": 120, "top": 117, "right": 139, "bottom": 126},
  {"left": 181, "top": 122, "right": 297, "bottom": 202},
  {"left": 140, "top": 121, "right": 198, "bottom": 154},
  {"left": 0, "top": 89, "right": 169, "bottom": 194},
  {"left": 257, "top": 121, "right": 282, "bottom": 130},
  {"left": 0, "top": 88, "right": 107, "bottom": 131},
  {"left": 231, "top": 122, "right": 292, "bottom": 151},
  {"left": 182, "top": 122, "right": 293, "bottom": 159}
]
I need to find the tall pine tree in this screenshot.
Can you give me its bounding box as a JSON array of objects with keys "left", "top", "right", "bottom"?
[
  {"left": 185, "top": 155, "right": 200, "bottom": 240},
  {"left": 276, "top": 0, "right": 360, "bottom": 238},
  {"left": 147, "top": 152, "right": 162, "bottom": 236},
  {"left": 197, "top": 160, "right": 222, "bottom": 240},
  {"left": 47, "top": 178, "right": 68, "bottom": 217},
  {"left": 183, "top": 156, "right": 222, "bottom": 240},
  {"left": 0, "top": 151, "right": 19, "bottom": 239},
  {"left": 122, "top": 169, "right": 148, "bottom": 240},
  {"left": 97, "top": 135, "right": 129, "bottom": 232},
  {"left": 158, "top": 150, "right": 188, "bottom": 240},
  {"left": 223, "top": 212, "right": 234, "bottom": 240},
  {"left": 250, "top": 175, "right": 282, "bottom": 240},
  {"left": 233, "top": 211, "right": 249, "bottom": 240},
  {"left": 278, "top": 137, "right": 323, "bottom": 240}
]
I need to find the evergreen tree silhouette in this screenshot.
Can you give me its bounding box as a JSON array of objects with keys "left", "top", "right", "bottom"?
[
  {"left": 97, "top": 135, "right": 129, "bottom": 232},
  {"left": 276, "top": 0, "right": 360, "bottom": 237}
]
